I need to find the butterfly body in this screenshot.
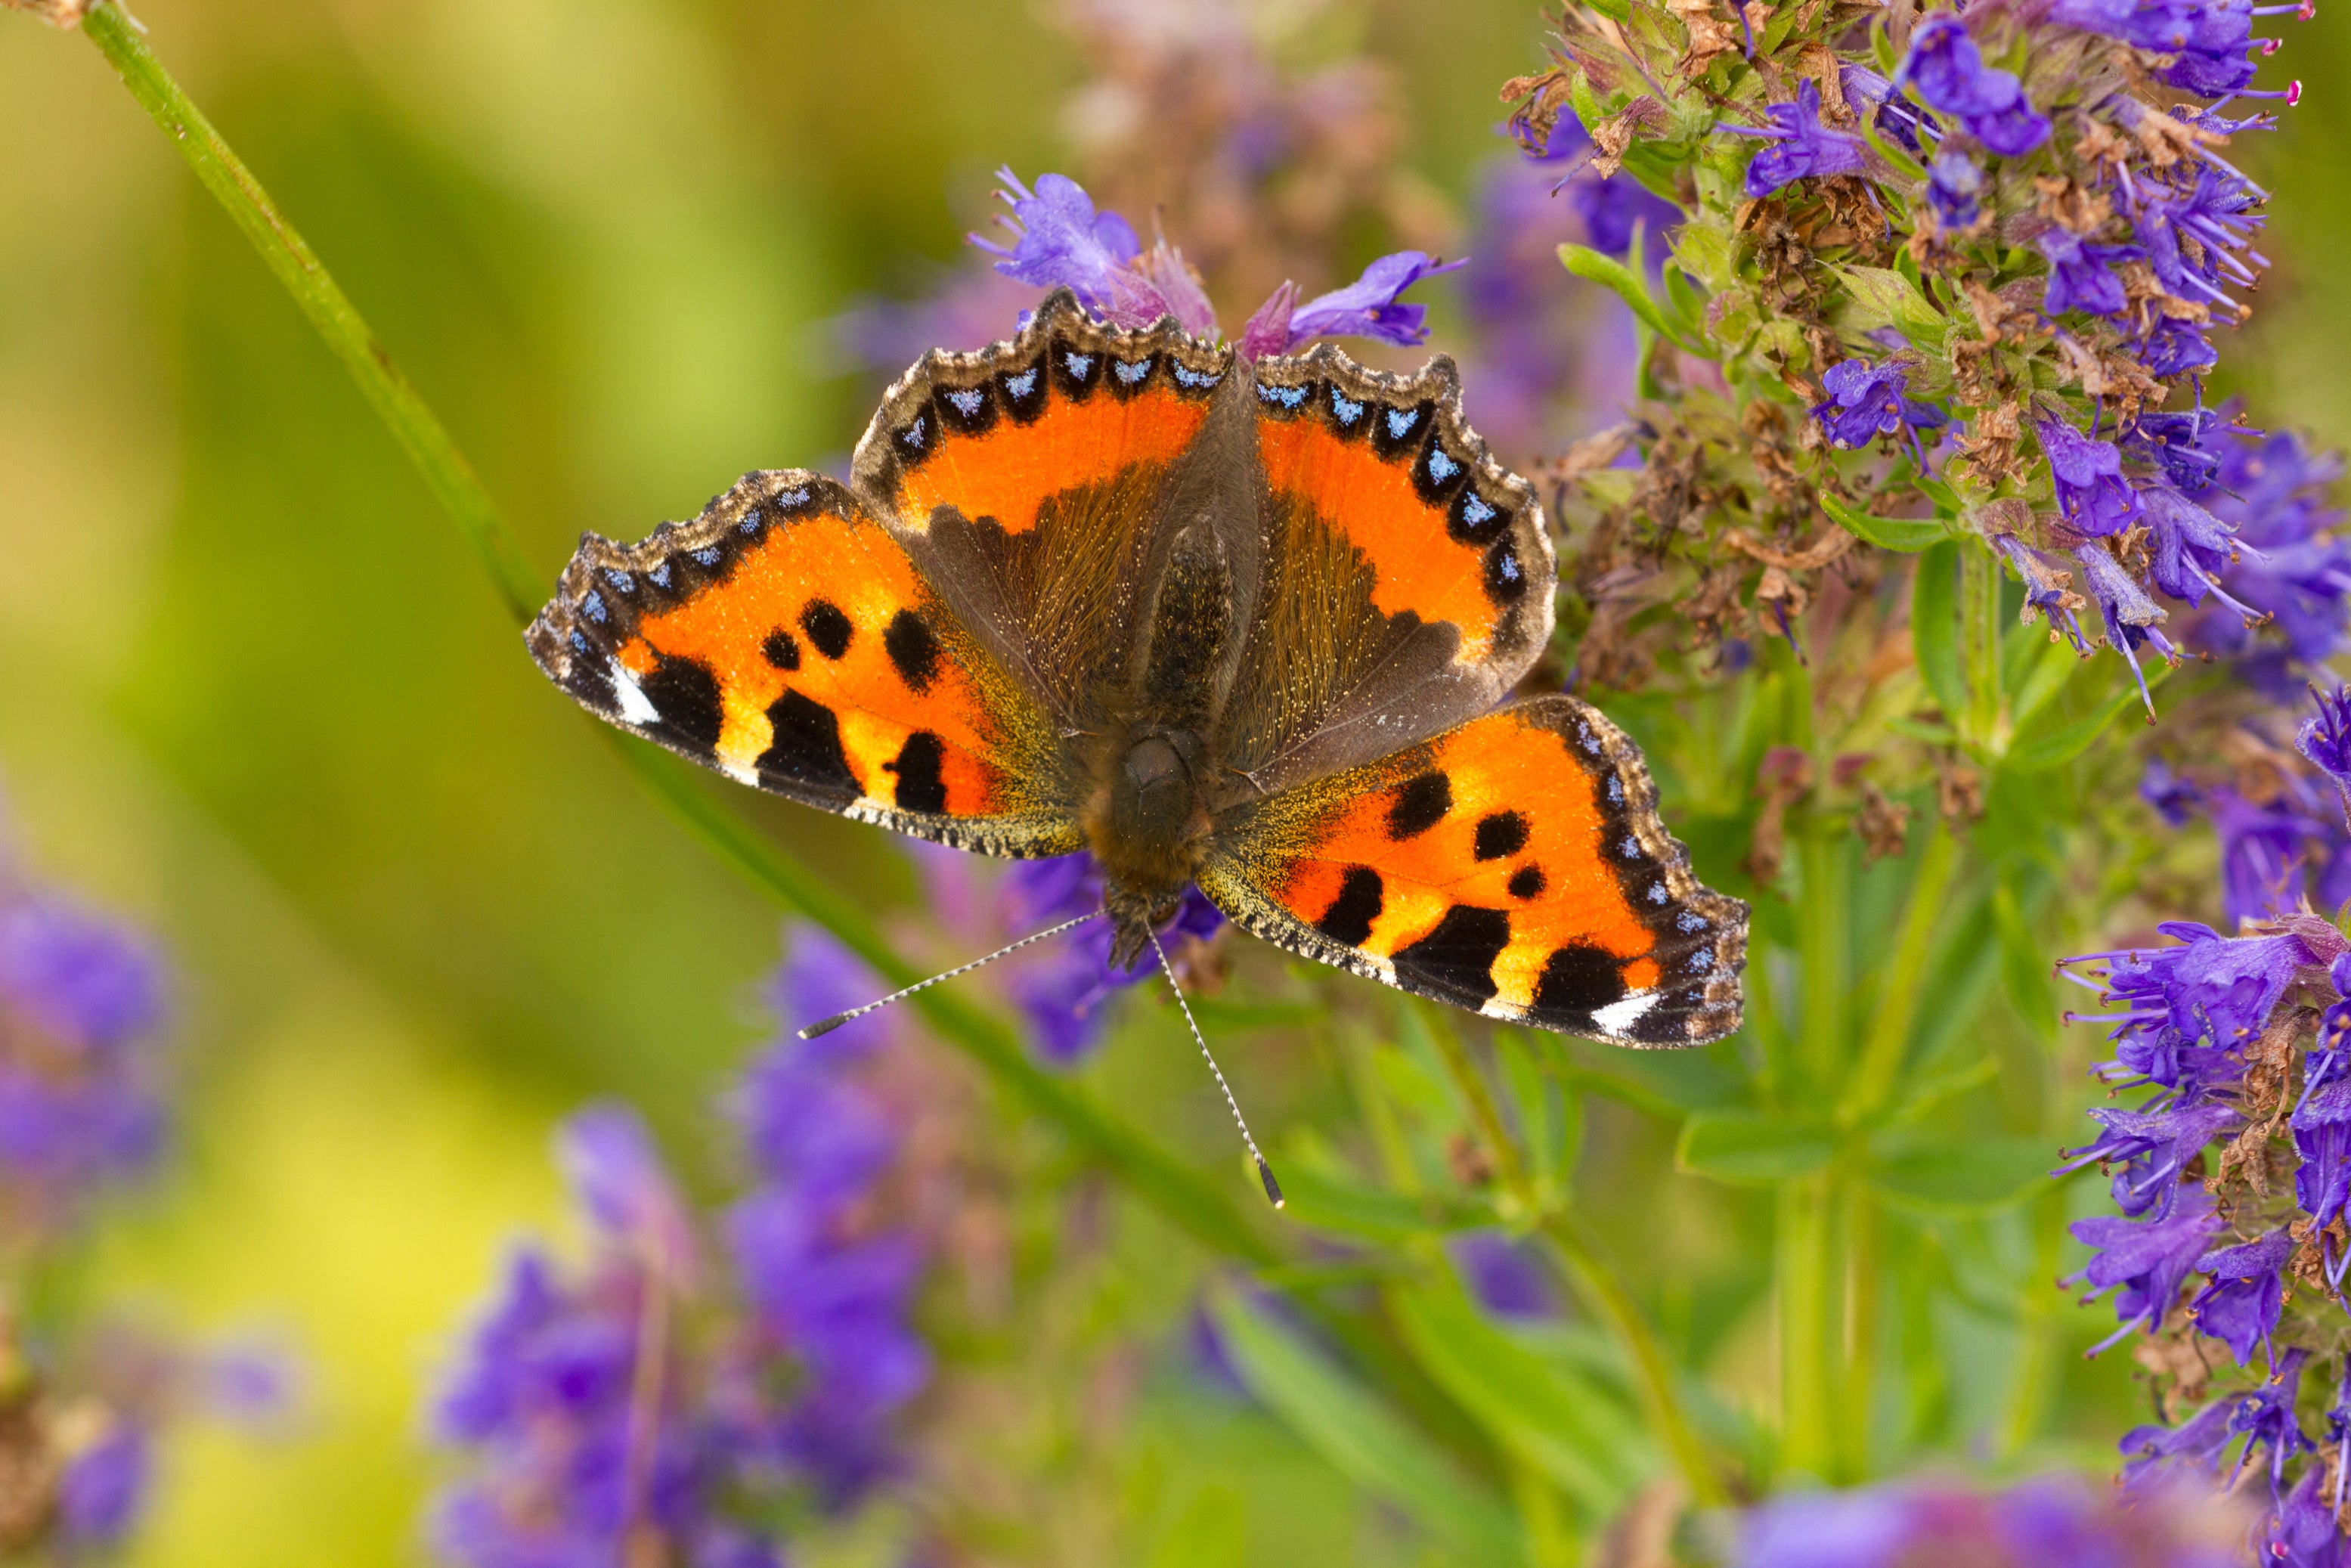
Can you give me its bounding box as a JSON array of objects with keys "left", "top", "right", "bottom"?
[{"left": 528, "top": 290, "right": 1748, "bottom": 1045}]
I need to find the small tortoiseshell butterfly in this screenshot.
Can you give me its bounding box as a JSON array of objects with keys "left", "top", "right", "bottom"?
[{"left": 527, "top": 290, "right": 1748, "bottom": 1049}]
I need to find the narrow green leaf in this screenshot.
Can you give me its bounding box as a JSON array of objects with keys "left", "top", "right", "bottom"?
[
  {"left": 1871, "top": 1136, "right": 2052, "bottom": 1215},
  {"left": 1675, "top": 1110, "right": 1835, "bottom": 1183},
  {"left": 1912, "top": 541, "right": 1966, "bottom": 720},
  {"left": 1389, "top": 1277, "right": 1643, "bottom": 1514},
  {"left": 1822, "top": 493, "right": 1947, "bottom": 553},
  {"left": 1275, "top": 1157, "right": 1457, "bottom": 1243},
  {"left": 2003, "top": 662, "right": 2163, "bottom": 771},
  {"left": 1560, "top": 243, "right": 1708, "bottom": 355},
  {"left": 1208, "top": 1289, "right": 1518, "bottom": 1559},
  {"left": 1993, "top": 880, "right": 2056, "bottom": 1042}
]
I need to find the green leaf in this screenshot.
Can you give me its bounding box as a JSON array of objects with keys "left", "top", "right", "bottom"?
[
  {"left": 2003, "top": 662, "right": 2161, "bottom": 771},
  {"left": 1871, "top": 1136, "right": 2051, "bottom": 1214},
  {"left": 1993, "top": 880, "right": 2056, "bottom": 1041},
  {"left": 1275, "top": 1157, "right": 1458, "bottom": 1243},
  {"left": 1912, "top": 541, "right": 1966, "bottom": 720},
  {"left": 1560, "top": 243, "right": 1707, "bottom": 355},
  {"left": 1832, "top": 265, "right": 1944, "bottom": 344},
  {"left": 1207, "top": 1288, "right": 1518, "bottom": 1559},
  {"left": 1822, "top": 492, "right": 1947, "bottom": 553},
  {"left": 1389, "top": 1275, "right": 1643, "bottom": 1513},
  {"left": 1675, "top": 1110, "right": 1835, "bottom": 1183}
]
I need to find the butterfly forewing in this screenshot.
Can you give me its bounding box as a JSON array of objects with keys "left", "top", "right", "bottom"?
[{"left": 526, "top": 470, "right": 1082, "bottom": 857}]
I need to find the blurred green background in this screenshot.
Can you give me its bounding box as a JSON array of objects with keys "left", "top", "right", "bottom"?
[{"left": 3, "top": 1, "right": 2350, "bottom": 1562}]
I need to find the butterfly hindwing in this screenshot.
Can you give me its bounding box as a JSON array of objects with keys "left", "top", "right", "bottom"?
[
  {"left": 851, "top": 290, "right": 1242, "bottom": 730},
  {"left": 1200, "top": 694, "right": 1746, "bottom": 1046},
  {"left": 1213, "top": 347, "right": 1556, "bottom": 801},
  {"left": 526, "top": 470, "right": 1083, "bottom": 857}
]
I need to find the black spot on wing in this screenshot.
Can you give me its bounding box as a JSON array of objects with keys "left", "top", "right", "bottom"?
[
  {"left": 1531, "top": 944, "right": 1628, "bottom": 1018},
  {"left": 1473, "top": 811, "right": 1529, "bottom": 862},
  {"left": 761, "top": 628, "right": 801, "bottom": 671},
  {"left": 800, "top": 600, "right": 853, "bottom": 661},
  {"left": 639, "top": 654, "right": 723, "bottom": 751},
  {"left": 1393, "top": 906, "right": 1511, "bottom": 1006},
  {"left": 1507, "top": 863, "right": 1547, "bottom": 901},
  {"left": 884, "top": 731, "right": 948, "bottom": 813},
  {"left": 1316, "top": 868, "right": 1383, "bottom": 947},
  {"left": 883, "top": 609, "right": 941, "bottom": 694},
  {"left": 1386, "top": 771, "right": 1452, "bottom": 840},
  {"left": 757, "top": 689, "right": 856, "bottom": 798}
]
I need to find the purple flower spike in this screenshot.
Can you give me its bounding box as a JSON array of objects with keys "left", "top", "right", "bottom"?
[
  {"left": 2038, "top": 228, "right": 2144, "bottom": 318},
  {"left": 2039, "top": 420, "right": 2143, "bottom": 536},
  {"left": 2294, "top": 1080, "right": 2351, "bottom": 1275},
  {"left": 1990, "top": 533, "right": 2092, "bottom": 650},
  {"left": 1001, "top": 854, "right": 1222, "bottom": 1064},
  {"left": 1259, "top": 252, "right": 1467, "bottom": 356},
  {"left": 2065, "top": 1180, "right": 2223, "bottom": 1352},
  {"left": 55, "top": 1424, "right": 149, "bottom": 1547},
  {"left": 1567, "top": 174, "right": 1682, "bottom": 258},
  {"left": 557, "top": 1103, "right": 696, "bottom": 1278},
  {"left": 1730, "top": 79, "right": 1869, "bottom": 198},
  {"left": 2188, "top": 1228, "right": 2293, "bottom": 1365},
  {"left": 2228, "top": 1348, "right": 2315, "bottom": 1489},
  {"left": 2072, "top": 544, "right": 2174, "bottom": 714},
  {"left": 2265, "top": 1465, "right": 2345, "bottom": 1568},
  {"left": 2142, "top": 484, "right": 2260, "bottom": 620},
  {"left": 1899, "top": 16, "right": 2053, "bottom": 156},
  {"left": 2300, "top": 686, "right": 2351, "bottom": 826},
  {"left": 2055, "top": 1100, "right": 2241, "bottom": 1218},
  {"left": 1451, "top": 1232, "right": 1559, "bottom": 1319}
]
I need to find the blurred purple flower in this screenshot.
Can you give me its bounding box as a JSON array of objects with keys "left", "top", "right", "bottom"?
[
  {"left": 2299, "top": 687, "right": 2351, "bottom": 826},
  {"left": 1926, "top": 150, "right": 1984, "bottom": 230},
  {"left": 1736, "top": 1471, "right": 2244, "bottom": 1566},
  {"left": 2198, "top": 431, "right": 2350, "bottom": 674},
  {"left": 2294, "top": 1080, "right": 2351, "bottom": 1279},
  {"left": 56, "top": 1424, "right": 149, "bottom": 1548},
  {"left": 0, "top": 892, "right": 171, "bottom": 1227},
  {"left": 2227, "top": 1348, "right": 2315, "bottom": 1489},
  {"left": 1239, "top": 252, "right": 1465, "bottom": 359},
  {"left": 1726, "top": 79, "right": 1869, "bottom": 198},
  {"left": 1451, "top": 1232, "right": 1557, "bottom": 1319},
  {"left": 2122, "top": 1394, "right": 2240, "bottom": 1488},
  {"left": 1002, "top": 854, "right": 1222, "bottom": 1064}
]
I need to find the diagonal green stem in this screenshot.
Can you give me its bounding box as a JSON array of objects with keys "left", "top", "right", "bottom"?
[
  {"left": 66, "top": 0, "right": 1270, "bottom": 1266},
  {"left": 1417, "top": 1006, "right": 1729, "bottom": 1508}
]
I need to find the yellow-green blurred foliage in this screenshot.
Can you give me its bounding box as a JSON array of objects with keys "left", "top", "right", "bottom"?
[{"left": 3, "top": 0, "right": 2350, "bottom": 1563}]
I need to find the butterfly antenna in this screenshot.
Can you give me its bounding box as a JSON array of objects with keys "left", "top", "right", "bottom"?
[
  {"left": 1148, "top": 925, "right": 1284, "bottom": 1210},
  {"left": 797, "top": 911, "right": 1102, "bottom": 1040}
]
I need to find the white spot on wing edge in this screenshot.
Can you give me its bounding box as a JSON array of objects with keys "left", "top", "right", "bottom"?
[
  {"left": 610, "top": 658, "right": 660, "bottom": 726},
  {"left": 1591, "top": 989, "right": 1660, "bottom": 1039}
]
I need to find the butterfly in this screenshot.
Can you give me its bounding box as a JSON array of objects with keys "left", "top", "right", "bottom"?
[{"left": 526, "top": 290, "right": 1748, "bottom": 1049}]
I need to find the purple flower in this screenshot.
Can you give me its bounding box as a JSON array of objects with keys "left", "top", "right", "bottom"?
[
  {"left": 2071, "top": 543, "right": 2175, "bottom": 714},
  {"left": 2228, "top": 1348, "right": 2315, "bottom": 1489},
  {"left": 1737, "top": 1486, "right": 1914, "bottom": 1568},
  {"left": 1811, "top": 358, "right": 1947, "bottom": 451},
  {"left": 2302, "top": 687, "right": 2351, "bottom": 826},
  {"left": 2142, "top": 758, "right": 2201, "bottom": 826},
  {"left": 1002, "top": 854, "right": 1222, "bottom": 1064},
  {"left": 2201, "top": 432, "right": 2350, "bottom": 671},
  {"left": 2121, "top": 1393, "right": 2240, "bottom": 1487},
  {"left": 2204, "top": 783, "right": 2351, "bottom": 925},
  {"left": 1991, "top": 533, "right": 2092, "bottom": 650},
  {"left": 2038, "top": 228, "right": 2143, "bottom": 319},
  {"left": 558, "top": 1102, "right": 697, "bottom": 1278},
  {"left": 1926, "top": 150, "right": 1984, "bottom": 230},
  {"left": 2055, "top": 1100, "right": 2241, "bottom": 1218},
  {"left": 2294, "top": 1080, "right": 2351, "bottom": 1275},
  {"left": 2046, "top": 0, "right": 2268, "bottom": 98},
  {"left": 55, "top": 1424, "right": 149, "bottom": 1547},
  {"left": 2039, "top": 420, "right": 2142, "bottom": 536},
  {"left": 1727, "top": 80, "right": 1869, "bottom": 199},
  {"left": 1451, "top": 1232, "right": 1558, "bottom": 1319},
  {"left": 2187, "top": 1228, "right": 2292, "bottom": 1364},
  {"left": 1239, "top": 252, "right": 1466, "bottom": 359},
  {"left": 970, "top": 168, "right": 1216, "bottom": 337},
  {"left": 2264, "top": 1465, "right": 2347, "bottom": 1568},
  {"left": 1898, "top": 16, "right": 2052, "bottom": 156},
  {"left": 0, "top": 894, "right": 171, "bottom": 1226},
  {"left": 1566, "top": 172, "right": 1680, "bottom": 258},
  {"left": 2065, "top": 1180, "right": 2223, "bottom": 1352}
]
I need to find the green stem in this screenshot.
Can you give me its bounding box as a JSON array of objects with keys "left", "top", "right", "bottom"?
[
  {"left": 1838, "top": 1174, "right": 1878, "bottom": 1483},
  {"left": 1960, "top": 538, "right": 2003, "bottom": 748},
  {"left": 70, "top": 0, "right": 1271, "bottom": 1268},
  {"left": 1840, "top": 823, "right": 1956, "bottom": 1124},
  {"left": 1417, "top": 1007, "right": 1728, "bottom": 1508},
  {"left": 1775, "top": 1175, "right": 1835, "bottom": 1480},
  {"left": 1795, "top": 832, "right": 1848, "bottom": 1094}
]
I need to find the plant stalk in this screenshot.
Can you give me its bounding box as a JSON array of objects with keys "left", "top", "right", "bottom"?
[{"left": 1776, "top": 1174, "right": 1837, "bottom": 1480}]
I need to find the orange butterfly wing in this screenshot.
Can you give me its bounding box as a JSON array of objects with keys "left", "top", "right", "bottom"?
[
  {"left": 1202, "top": 695, "right": 1746, "bottom": 1046},
  {"left": 526, "top": 472, "right": 1080, "bottom": 857}
]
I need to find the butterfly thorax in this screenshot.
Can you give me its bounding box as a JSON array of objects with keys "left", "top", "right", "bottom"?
[{"left": 1089, "top": 510, "right": 1241, "bottom": 966}]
